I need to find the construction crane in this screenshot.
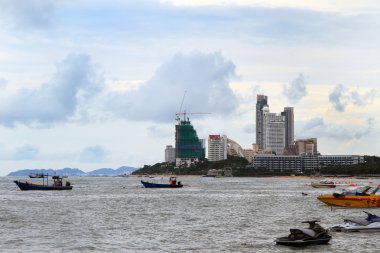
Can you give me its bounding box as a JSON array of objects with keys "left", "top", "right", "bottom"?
[
  {"left": 175, "top": 111, "right": 211, "bottom": 123},
  {"left": 175, "top": 91, "right": 210, "bottom": 123}
]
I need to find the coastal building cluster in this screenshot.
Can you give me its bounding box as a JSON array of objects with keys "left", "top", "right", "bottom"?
[{"left": 164, "top": 95, "right": 365, "bottom": 170}]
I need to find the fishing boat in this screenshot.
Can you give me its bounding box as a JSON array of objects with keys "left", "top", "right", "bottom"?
[
  {"left": 28, "top": 173, "right": 45, "bottom": 178},
  {"left": 141, "top": 176, "right": 183, "bottom": 188},
  {"left": 310, "top": 180, "right": 336, "bottom": 188},
  {"left": 14, "top": 175, "right": 73, "bottom": 191},
  {"left": 317, "top": 185, "right": 380, "bottom": 207}
]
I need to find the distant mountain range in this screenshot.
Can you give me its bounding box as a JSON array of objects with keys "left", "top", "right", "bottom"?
[{"left": 7, "top": 166, "right": 136, "bottom": 177}]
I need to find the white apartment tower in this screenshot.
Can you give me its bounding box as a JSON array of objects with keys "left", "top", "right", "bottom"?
[
  {"left": 165, "top": 145, "right": 176, "bottom": 163},
  {"left": 208, "top": 135, "right": 227, "bottom": 161},
  {"left": 263, "top": 106, "right": 286, "bottom": 155}
]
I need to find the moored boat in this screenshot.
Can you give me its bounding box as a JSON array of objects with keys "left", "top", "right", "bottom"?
[
  {"left": 317, "top": 185, "right": 380, "bottom": 207},
  {"left": 310, "top": 180, "right": 336, "bottom": 188},
  {"left": 14, "top": 175, "right": 73, "bottom": 191},
  {"left": 28, "top": 173, "right": 45, "bottom": 178},
  {"left": 330, "top": 211, "right": 380, "bottom": 232},
  {"left": 275, "top": 221, "right": 331, "bottom": 247},
  {"left": 141, "top": 177, "right": 183, "bottom": 188}
]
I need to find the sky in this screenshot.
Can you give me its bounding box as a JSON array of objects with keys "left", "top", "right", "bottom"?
[{"left": 0, "top": 0, "right": 379, "bottom": 175}]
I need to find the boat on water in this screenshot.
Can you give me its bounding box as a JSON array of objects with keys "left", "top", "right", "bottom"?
[
  {"left": 330, "top": 211, "right": 380, "bottom": 232},
  {"left": 317, "top": 185, "right": 380, "bottom": 207},
  {"left": 141, "top": 176, "right": 183, "bottom": 188},
  {"left": 28, "top": 173, "right": 45, "bottom": 178},
  {"left": 14, "top": 175, "right": 72, "bottom": 191},
  {"left": 310, "top": 180, "right": 336, "bottom": 188},
  {"left": 275, "top": 221, "right": 331, "bottom": 247}
]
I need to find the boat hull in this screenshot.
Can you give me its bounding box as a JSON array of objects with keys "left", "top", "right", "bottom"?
[
  {"left": 141, "top": 180, "right": 183, "bottom": 188},
  {"left": 14, "top": 181, "right": 73, "bottom": 191},
  {"left": 275, "top": 236, "right": 331, "bottom": 247},
  {"left": 317, "top": 195, "right": 380, "bottom": 208},
  {"left": 331, "top": 225, "right": 380, "bottom": 232},
  {"left": 311, "top": 184, "right": 336, "bottom": 188}
]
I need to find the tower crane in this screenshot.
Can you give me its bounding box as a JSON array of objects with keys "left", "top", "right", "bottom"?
[{"left": 175, "top": 91, "right": 210, "bottom": 123}]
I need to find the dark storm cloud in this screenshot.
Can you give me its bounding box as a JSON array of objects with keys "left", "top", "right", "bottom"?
[
  {"left": 283, "top": 73, "right": 307, "bottom": 104},
  {"left": 0, "top": 54, "right": 103, "bottom": 127},
  {"left": 106, "top": 52, "right": 239, "bottom": 122}
]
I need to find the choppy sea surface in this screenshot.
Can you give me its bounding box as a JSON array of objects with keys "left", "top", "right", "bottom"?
[{"left": 0, "top": 176, "right": 379, "bottom": 252}]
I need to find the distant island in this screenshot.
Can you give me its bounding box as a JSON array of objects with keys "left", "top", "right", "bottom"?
[{"left": 7, "top": 166, "right": 136, "bottom": 177}]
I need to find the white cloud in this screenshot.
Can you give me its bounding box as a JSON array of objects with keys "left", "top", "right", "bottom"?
[
  {"left": 105, "top": 51, "right": 239, "bottom": 122},
  {"left": 297, "top": 117, "right": 376, "bottom": 140},
  {"left": 0, "top": 0, "right": 57, "bottom": 30},
  {"left": 0, "top": 54, "right": 103, "bottom": 127},
  {"left": 78, "top": 145, "right": 108, "bottom": 163},
  {"left": 0, "top": 144, "right": 39, "bottom": 160},
  {"left": 329, "top": 84, "right": 378, "bottom": 112},
  {"left": 283, "top": 73, "right": 307, "bottom": 104}
]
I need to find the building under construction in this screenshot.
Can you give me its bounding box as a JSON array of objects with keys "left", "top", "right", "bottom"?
[{"left": 175, "top": 117, "right": 205, "bottom": 163}]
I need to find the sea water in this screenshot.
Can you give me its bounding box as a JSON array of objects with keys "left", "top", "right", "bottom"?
[{"left": 0, "top": 176, "right": 378, "bottom": 252}]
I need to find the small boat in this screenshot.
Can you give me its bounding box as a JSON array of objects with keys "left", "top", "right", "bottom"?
[
  {"left": 275, "top": 221, "right": 331, "bottom": 247},
  {"left": 317, "top": 185, "right": 380, "bottom": 207},
  {"left": 310, "top": 180, "right": 336, "bottom": 188},
  {"left": 14, "top": 175, "right": 73, "bottom": 191},
  {"left": 141, "top": 176, "right": 183, "bottom": 188},
  {"left": 330, "top": 211, "right": 380, "bottom": 232},
  {"left": 28, "top": 173, "right": 45, "bottom": 178}
]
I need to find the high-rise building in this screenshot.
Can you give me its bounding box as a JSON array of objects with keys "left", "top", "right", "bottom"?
[
  {"left": 255, "top": 95, "right": 294, "bottom": 155},
  {"left": 175, "top": 118, "right": 205, "bottom": 159},
  {"left": 208, "top": 135, "right": 227, "bottom": 161},
  {"left": 256, "top": 95, "right": 268, "bottom": 150},
  {"left": 165, "top": 145, "right": 176, "bottom": 163},
  {"left": 282, "top": 107, "right": 294, "bottom": 147},
  {"left": 263, "top": 107, "right": 286, "bottom": 155}
]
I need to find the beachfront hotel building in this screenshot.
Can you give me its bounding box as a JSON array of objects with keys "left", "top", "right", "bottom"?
[
  {"left": 208, "top": 134, "right": 227, "bottom": 161},
  {"left": 252, "top": 154, "right": 365, "bottom": 171}
]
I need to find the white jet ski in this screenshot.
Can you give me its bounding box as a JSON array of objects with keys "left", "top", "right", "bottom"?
[{"left": 330, "top": 211, "right": 380, "bottom": 232}]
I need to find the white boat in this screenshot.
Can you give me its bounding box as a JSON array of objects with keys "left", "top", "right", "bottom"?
[
  {"left": 330, "top": 212, "right": 380, "bottom": 232},
  {"left": 310, "top": 180, "right": 336, "bottom": 188}
]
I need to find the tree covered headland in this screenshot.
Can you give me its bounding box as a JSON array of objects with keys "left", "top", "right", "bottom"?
[
  {"left": 132, "top": 155, "right": 380, "bottom": 177},
  {"left": 132, "top": 155, "right": 249, "bottom": 176},
  {"left": 319, "top": 156, "right": 380, "bottom": 176}
]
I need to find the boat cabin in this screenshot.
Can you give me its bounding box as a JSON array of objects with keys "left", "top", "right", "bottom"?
[
  {"left": 169, "top": 177, "right": 181, "bottom": 186},
  {"left": 52, "top": 176, "right": 71, "bottom": 187}
]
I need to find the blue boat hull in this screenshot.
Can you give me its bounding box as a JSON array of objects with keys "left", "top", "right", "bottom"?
[
  {"left": 14, "top": 181, "right": 73, "bottom": 191},
  {"left": 141, "top": 180, "right": 183, "bottom": 188}
]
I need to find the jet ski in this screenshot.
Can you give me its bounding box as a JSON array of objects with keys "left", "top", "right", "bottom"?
[
  {"left": 275, "top": 220, "right": 331, "bottom": 247},
  {"left": 330, "top": 211, "right": 380, "bottom": 232}
]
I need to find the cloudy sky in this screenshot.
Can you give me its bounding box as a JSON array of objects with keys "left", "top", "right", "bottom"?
[{"left": 0, "top": 0, "right": 379, "bottom": 175}]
